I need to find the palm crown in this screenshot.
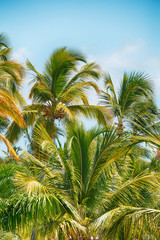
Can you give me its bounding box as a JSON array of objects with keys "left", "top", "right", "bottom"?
[
  {"left": 6, "top": 47, "right": 112, "bottom": 143},
  {"left": 28, "top": 47, "right": 101, "bottom": 120},
  {"left": 100, "top": 72, "right": 155, "bottom": 134}
]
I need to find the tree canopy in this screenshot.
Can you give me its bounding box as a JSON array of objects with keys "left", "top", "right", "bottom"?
[{"left": 0, "top": 34, "right": 160, "bottom": 239}]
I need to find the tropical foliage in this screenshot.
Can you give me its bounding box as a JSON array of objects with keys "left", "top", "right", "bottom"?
[
  {"left": 1, "top": 33, "right": 160, "bottom": 239},
  {"left": 6, "top": 47, "right": 112, "bottom": 144},
  {"left": 100, "top": 72, "right": 157, "bottom": 135}
]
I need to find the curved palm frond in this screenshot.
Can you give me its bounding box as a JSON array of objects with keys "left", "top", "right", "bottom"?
[
  {"left": 0, "top": 134, "right": 20, "bottom": 161},
  {"left": 0, "top": 89, "right": 26, "bottom": 128},
  {"left": 68, "top": 105, "right": 113, "bottom": 125},
  {"left": 92, "top": 206, "right": 160, "bottom": 239}
]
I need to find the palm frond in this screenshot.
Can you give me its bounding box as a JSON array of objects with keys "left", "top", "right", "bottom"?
[
  {"left": 0, "top": 89, "right": 26, "bottom": 128},
  {"left": 60, "top": 81, "right": 100, "bottom": 104},
  {"left": 0, "top": 133, "right": 20, "bottom": 161},
  {"left": 61, "top": 62, "right": 101, "bottom": 93},
  {"left": 68, "top": 105, "right": 113, "bottom": 125},
  {"left": 92, "top": 206, "right": 160, "bottom": 239}
]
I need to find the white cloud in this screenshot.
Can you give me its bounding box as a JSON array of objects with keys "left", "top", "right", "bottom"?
[
  {"left": 97, "top": 40, "right": 145, "bottom": 74},
  {"left": 86, "top": 40, "right": 160, "bottom": 106},
  {"left": 11, "top": 47, "right": 31, "bottom": 64},
  {"left": 9, "top": 43, "right": 160, "bottom": 106}
]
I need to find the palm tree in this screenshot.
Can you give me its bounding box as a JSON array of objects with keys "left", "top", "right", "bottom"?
[
  {"left": 1, "top": 123, "right": 160, "bottom": 239},
  {"left": 6, "top": 47, "right": 112, "bottom": 143},
  {"left": 100, "top": 72, "right": 156, "bottom": 135},
  {"left": 0, "top": 33, "right": 26, "bottom": 160}
]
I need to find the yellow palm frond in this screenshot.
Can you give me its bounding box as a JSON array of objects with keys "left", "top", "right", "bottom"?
[
  {"left": 0, "top": 133, "right": 20, "bottom": 161},
  {"left": 68, "top": 105, "right": 113, "bottom": 125},
  {"left": 33, "top": 123, "right": 58, "bottom": 151},
  {"left": 0, "top": 89, "right": 26, "bottom": 128},
  {"left": 60, "top": 81, "right": 100, "bottom": 101},
  {"left": 15, "top": 173, "right": 49, "bottom": 195},
  {"left": 55, "top": 104, "right": 75, "bottom": 121}
]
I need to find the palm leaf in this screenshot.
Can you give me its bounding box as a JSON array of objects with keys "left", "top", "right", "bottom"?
[
  {"left": 68, "top": 105, "right": 113, "bottom": 125},
  {"left": 0, "top": 133, "right": 20, "bottom": 161}
]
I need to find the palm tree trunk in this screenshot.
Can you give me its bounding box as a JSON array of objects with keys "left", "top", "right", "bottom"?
[
  {"left": 31, "top": 229, "right": 36, "bottom": 240},
  {"left": 117, "top": 117, "right": 124, "bottom": 136}
]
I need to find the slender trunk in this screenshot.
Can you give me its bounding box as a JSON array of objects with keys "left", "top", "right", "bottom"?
[
  {"left": 117, "top": 117, "right": 124, "bottom": 136},
  {"left": 31, "top": 229, "right": 36, "bottom": 240}
]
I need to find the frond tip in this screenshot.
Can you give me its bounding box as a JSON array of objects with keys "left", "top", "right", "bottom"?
[{"left": 0, "top": 134, "right": 20, "bottom": 161}]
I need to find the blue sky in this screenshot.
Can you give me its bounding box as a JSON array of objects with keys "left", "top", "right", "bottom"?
[
  {"left": 1, "top": 0, "right": 160, "bottom": 152},
  {"left": 2, "top": 1, "right": 160, "bottom": 76},
  {"left": 2, "top": 0, "right": 160, "bottom": 90}
]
